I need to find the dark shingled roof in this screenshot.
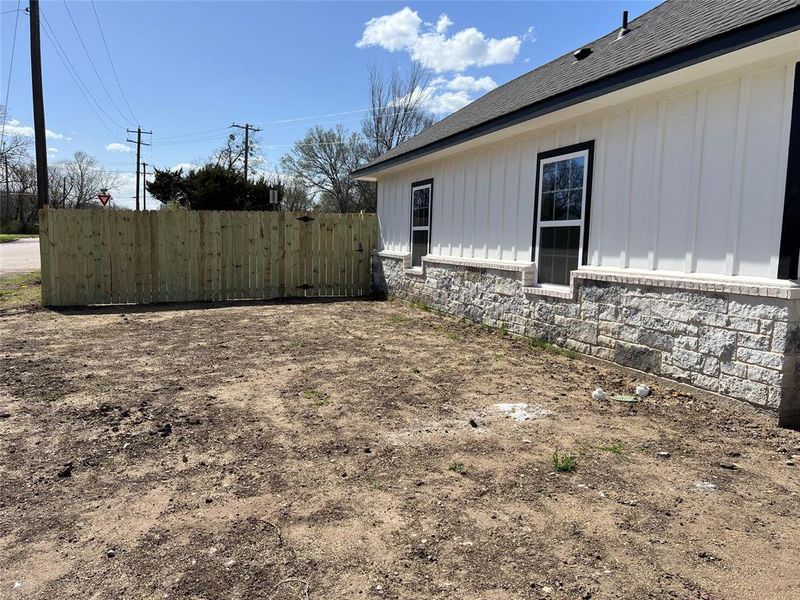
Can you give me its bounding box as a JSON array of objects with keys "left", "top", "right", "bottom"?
[{"left": 355, "top": 0, "right": 800, "bottom": 176}]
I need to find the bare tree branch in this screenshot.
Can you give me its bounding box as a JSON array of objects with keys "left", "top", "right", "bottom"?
[
  {"left": 361, "top": 64, "right": 435, "bottom": 160},
  {"left": 280, "top": 125, "right": 369, "bottom": 212}
]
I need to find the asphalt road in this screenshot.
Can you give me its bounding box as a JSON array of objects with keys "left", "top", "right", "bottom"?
[{"left": 0, "top": 238, "right": 41, "bottom": 275}]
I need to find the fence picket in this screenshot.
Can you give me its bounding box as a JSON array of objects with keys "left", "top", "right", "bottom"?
[
  {"left": 157, "top": 211, "right": 169, "bottom": 302},
  {"left": 210, "top": 211, "right": 221, "bottom": 301},
  {"left": 309, "top": 215, "right": 319, "bottom": 298},
  {"left": 320, "top": 215, "right": 332, "bottom": 296},
  {"left": 259, "top": 212, "right": 270, "bottom": 298},
  {"left": 178, "top": 210, "right": 188, "bottom": 301},
  {"left": 147, "top": 210, "right": 159, "bottom": 302}
]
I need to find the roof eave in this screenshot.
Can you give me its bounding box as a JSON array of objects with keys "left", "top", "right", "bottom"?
[{"left": 352, "top": 6, "right": 800, "bottom": 179}]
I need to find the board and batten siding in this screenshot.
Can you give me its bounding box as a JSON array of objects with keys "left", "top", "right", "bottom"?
[{"left": 376, "top": 60, "right": 797, "bottom": 280}]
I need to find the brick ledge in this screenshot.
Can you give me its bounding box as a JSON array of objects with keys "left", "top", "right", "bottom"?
[
  {"left": 522, "top": 285, "right": 576, "bottom": 300},
  {"left": 574, "top": 268, "right": 800, "bottom": 300},
  {"left": 375, "top": 251, "right": 411, "bottom": 269},
  {"left": 422, "top": 255, "right": 535, "bottom": 285}
]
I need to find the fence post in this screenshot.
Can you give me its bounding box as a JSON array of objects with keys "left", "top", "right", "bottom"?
[{"left": 38, "top": 208, "right": 52, "bottom": 306}]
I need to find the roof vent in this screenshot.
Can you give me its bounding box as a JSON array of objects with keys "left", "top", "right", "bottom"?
[
  {"left": 616, "top": 10, "right": 630, "bottom": 39},
  {"left": 573, "top": 47, "right": 592, "bottom": 61}
]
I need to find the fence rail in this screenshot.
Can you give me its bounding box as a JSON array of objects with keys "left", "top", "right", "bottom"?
[{"left": 39, "top": 208, "right": 377, "bottom": 307}]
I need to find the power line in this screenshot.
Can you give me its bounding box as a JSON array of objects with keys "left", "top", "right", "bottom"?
[
  {"left": 40, "top": 8, "right": 126, "bottom": 129},
  {"left": 39, "top": 12, "right": 122, "bottom": 142},
  {"left": 39, "top": 8, "right": 124, "bottom": 140},
  {"left": 253, "top": 104, "right": 405, "bottom": 127},
  {"left": 61, "top": 0, "right": 133, "bottom": 126},
  {"left": 151, "top": 112, "right": 407, "bottom": 147},
  {"left": 152, "top": 114, "right": 411, "bottom": 151},
  {"left": 90, "top": 0, "right": 137, "bottom": 124},
  {"left": 0, "top": 0, "right": 22, "bottom": 152},
  {"left": 153, "top": 133, "right": 233, "bottom": 146},
  {"left": 153, "top": 105, "right": 409, "bottom": 142},
  {"left": 154, "top": 126, "right": 231, "bottom": 141}
]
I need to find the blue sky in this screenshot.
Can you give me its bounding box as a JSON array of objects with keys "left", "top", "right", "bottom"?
[{"left": 1, "top": 1, "right": 658, "bottom": 207}]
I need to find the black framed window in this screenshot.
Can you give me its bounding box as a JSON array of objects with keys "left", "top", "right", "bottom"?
[
  {"left": 410, "top": 180, "right": 432, "bottom": 267},
  {"left": 533, "top": 142, "right": 594, "bottom": 286}
]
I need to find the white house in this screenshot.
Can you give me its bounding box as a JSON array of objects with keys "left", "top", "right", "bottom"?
[{"left": 354, "top": 0, "right": 800, "bottom": 427}]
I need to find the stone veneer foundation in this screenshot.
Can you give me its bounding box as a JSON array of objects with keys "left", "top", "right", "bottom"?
[{"left": 373, "top": 253, "right": 800, "bottom": 428}]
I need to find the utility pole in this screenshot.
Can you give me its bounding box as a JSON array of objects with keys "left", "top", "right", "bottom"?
[
  {"left": 230, "top": 122, "right": 261, "bottom": 182},
  {"left": 29, "top": 0, "right": 48, "bottom": 208},
  {"left": 3, "top": 155, "right": 10, "bottom": 214},
  {"left": 126, "top": 127, "right": 151, "bottom": 210},
  {"left": 141, "top": 161, "right": 147, "bottom": 210}
]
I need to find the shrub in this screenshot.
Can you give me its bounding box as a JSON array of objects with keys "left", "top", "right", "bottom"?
[{"left": 552, "top": 451, "right": 576, "bottom": 472}]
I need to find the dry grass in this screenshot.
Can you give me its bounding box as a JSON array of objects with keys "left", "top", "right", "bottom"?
[
  {"left": 0, "top": 234, "right": 38, "bottom": 243},
  {"left": 0, "top": 271, "right": 41, "bottom": 308},
  {"left": 1, "top": 298, "right": 799, "bottom": 599}
]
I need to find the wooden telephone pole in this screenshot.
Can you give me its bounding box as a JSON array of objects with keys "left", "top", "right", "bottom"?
[
  {"left": 29, "top": 0, "right": 48, "bottom": 208},
  {"left": 126, "top": 127, "right": 151, "bottom": 210},
  {"left": 141, "top": 161, "right": 148, "bottom": 210},
  {"left": 230, "top": 122, "right": 261, "bottom": 182}
]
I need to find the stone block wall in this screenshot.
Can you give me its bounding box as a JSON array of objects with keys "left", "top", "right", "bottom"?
[{"left": 373, "top": 255, "right": 800, "bottom": 428}]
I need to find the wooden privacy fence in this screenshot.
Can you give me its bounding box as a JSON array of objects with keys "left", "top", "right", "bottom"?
[{"left": 39, "top": 208, "right": 378, "bottom": 307}]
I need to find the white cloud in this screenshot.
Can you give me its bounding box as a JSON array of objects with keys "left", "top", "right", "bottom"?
[
  {"left": 445, "top": 74, "right": 497, "bottom": 93},
  {"left": 108, "top": 168, "right": 159, "bottom": 210},
  {"left": 401, "top": 74, "right": 498, "bottom": 116},
  {"left": 357, "top": 7, "right": 521, "bottom": 73},
  {"left": 435, "top": 14, "right": 453, "bottom": 34},
  {"left": 105, "top": 142, "right": 132, "bottom": 153},
  {"left": 47, "top": 147, "right": 59, "bottom": 155},
  {"left": 1, "top": 118, "right": 70, "bottom": 140},
  {"left": 171, "top": 162, "right": 198, "bottom": 172},
  {"left": 523, "top": 26, "right": 536, "bottom": 43},
  {"left": 424, "top": 90, "right": 473, "bottom": 115},
  {"left": 357, "top": 7, "right": 421, "bottom": 52},
  {"left": 108, "top": 172, "right": 138, "bottom": 210}
]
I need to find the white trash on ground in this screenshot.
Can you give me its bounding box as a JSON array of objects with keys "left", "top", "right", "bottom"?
[
  {"left": 592, "top": 388, "right": 607, "bottom": 401},
  {"left": 494, "top": 402, "right": 552, "bottom": 421},
  {"left": 695, "top": 481, "right": 717, "bottom": 491}
]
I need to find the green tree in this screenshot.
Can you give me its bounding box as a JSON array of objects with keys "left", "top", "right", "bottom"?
[
  {"left": 177, "top": 164, "right": 248, "bottom": 210},
  {"left": 146, "top": 167, "right": 185, "bottom": 205},
  {"left": 145, "top": 164, "right": 281, "bottom": 211}
]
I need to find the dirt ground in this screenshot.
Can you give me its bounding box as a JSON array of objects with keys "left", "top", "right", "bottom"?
[{"left": 1, "top": 296, "right": 800, "bottom": 600}]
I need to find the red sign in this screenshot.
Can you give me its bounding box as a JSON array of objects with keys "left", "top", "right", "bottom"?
[{"left": 98, "top": 193, "right": 111, "bottom": 206}]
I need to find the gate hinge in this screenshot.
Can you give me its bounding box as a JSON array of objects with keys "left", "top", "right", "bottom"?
[{"left": 297, "top": 215, "right": 315, "bottom": 222}]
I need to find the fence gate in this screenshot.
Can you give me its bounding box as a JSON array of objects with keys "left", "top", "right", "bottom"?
[{"left": 39, "top": 209, "right": 378, "bottom": 307}]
